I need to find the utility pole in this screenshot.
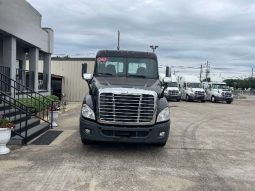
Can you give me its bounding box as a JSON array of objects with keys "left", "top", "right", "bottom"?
[
  {"left": 149, "top": 45, "right": 158, "bottom": 53},
  {"left": 252, "top": 67, "right": 254, "bottom": 79},
  {"left": 205, "top": 61, "right": 210, "bottom": 82},
  {"left": 117, "top": 30, "right": 120, "bottom": 51},
  {"left": 199, "top": 64, "right": 202, "bottom": 82}
]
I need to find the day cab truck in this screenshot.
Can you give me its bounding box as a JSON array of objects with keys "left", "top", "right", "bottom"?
[
  {"left": 80, "top": 50, "right": 171, "bottom": 146},
  {"left": 178, "top": 75, "right": 206, "bottom": 102},
  {"left": 202, "top": 81, "right": 233, "bottom": 104},
  {"left": 163, "top": 74, "right": 181, "bottom": 101}
]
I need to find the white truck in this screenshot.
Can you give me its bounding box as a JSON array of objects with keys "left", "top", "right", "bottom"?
[
  {"left": 202, "top": 81, "right": 233, "bottom": 104},
  {"left": 178, "top": 75, "right": 205, "bottom": 102},
  {"left": 163, "top": 74, "right": 181, "bottom": 101}
]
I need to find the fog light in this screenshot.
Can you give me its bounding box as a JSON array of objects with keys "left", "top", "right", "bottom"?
[
  {"left": 159, "top": 131, "right": 166, "bottom": 137},
  {"left": 85, "top": 128, "right": 91, "bottom": 135}
]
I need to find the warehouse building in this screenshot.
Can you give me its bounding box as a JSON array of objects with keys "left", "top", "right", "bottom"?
[{"left": 36, "top": 57, "right": 95, "bottom": 102}]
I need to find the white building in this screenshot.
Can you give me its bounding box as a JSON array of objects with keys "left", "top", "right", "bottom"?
[{"left": 0, "top": 0, "right": 53, "bottom": 93}]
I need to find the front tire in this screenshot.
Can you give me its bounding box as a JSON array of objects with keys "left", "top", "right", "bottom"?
[
  {"left": 153, "top": 141, "right": 167, "bottom": 147},
  {"left": 186, "top": 95, "right": 189, "bottom": 102},
  {"left": 226, "top": 101, "right": 232, "bottom": 104},
  {"left": 81, "top": 137, "right": 92, "bottom": 145},
  {"left": 211, "top": 96, "right": 216, "bottom": 103},
  {"left": 176, "top": 99, "right": 181, "bottom": 102}
]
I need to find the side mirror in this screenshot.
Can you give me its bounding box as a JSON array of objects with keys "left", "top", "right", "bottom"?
[
  {"left": 82, "top": 63, "right": 93, "bottom": 81},
  {"left": 166, "top": 66, "right": 170, "bottom": 77},
  {"left": 163, "top": 77, "right": 171, "bottom": 84},
  {"left": 82, "top": 63, "right": 87, "bottom": 77},
  {"left": 83, "top": 73, "right": 93, "bottom": 81},
  {"left": 160, "top": 77, "right": 171, "bottom": 98}
]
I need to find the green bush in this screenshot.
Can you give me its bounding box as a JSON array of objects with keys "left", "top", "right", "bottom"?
[{"left": 17, "top": 95, "right": 59, "bottom": 113}]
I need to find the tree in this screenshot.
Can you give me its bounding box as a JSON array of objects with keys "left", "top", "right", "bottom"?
[{"left": 224, "top": 77, "right": 255, "bottom": 90}]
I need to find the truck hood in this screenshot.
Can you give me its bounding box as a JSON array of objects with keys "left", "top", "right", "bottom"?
[
  {"left": 167, "top": 87, "right": 179, "bottom": 91},
  {"left": 92, "top": 77, "right": 162, "bottom": 95},
  {"left": 217, "top": 89, "right": 232, "bottom": 93},
  {"left": 190, "top": 88, "right": 205, "bottom": 92}
]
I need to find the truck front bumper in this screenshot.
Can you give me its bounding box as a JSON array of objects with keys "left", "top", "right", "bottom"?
[
  {"left": 165, "top": 94, "right": 181, "bottom": 101},
  {"left": 215, "top": 96, "right": 233, "bottom": 102},
  {"left": 189, "top": 95, "right": 205, "bottom": 101},
  {"left": 80, "top": 117, "right": 170, "bottom": 144}
]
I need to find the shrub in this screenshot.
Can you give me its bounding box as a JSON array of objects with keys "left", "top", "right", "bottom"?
[
  {"left": 17, "top": 95, "right": 59, "bottom": 113},
  {"left": 0, "top": 115, "right": 14, "bottom": 128}
]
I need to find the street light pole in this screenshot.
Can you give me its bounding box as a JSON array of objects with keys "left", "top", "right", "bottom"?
[
  {"left": 150, "top": 45, "right": 158, "bottom": 53},
  {"left": 117, "top": 30, "right": 120, "bottom": 51}
]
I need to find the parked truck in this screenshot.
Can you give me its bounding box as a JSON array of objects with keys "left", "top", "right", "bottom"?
[
  {"left": 178, "top": 75, "right": 205, "bottom": 102},
  {"left": 163, "top": 74, "right": 181, "bottom": 101},
  {"left": 80, "top": 50, "right": 171, "bottom": 146},
  {"left": 202, "top": 81, "right": 233, "bottom": 104}
]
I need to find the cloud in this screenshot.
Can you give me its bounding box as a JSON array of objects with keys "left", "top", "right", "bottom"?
[{"left": 27, "top": 0, "right": 255, "bottom": 77}]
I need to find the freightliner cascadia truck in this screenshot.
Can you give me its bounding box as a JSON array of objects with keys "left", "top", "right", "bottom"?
[{"left": 80, "top": 50, "right": 171, "bottom": 146}]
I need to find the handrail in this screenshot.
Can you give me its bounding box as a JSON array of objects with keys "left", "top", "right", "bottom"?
[
  {"left": 0, "top": 68, "right": 55, "bottom": 127},
  {"left": 0, "top": 92, "right": 30, "bottom": 144}
]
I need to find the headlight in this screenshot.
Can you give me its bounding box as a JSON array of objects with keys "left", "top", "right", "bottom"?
[
  {"left": 81, "top": 104, "right": 95, "bottom": 120},
  {"left": 157, "top": 107, "right": 170, "bottom": 122}
]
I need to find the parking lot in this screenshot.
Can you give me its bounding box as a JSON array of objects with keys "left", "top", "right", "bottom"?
[{"left": 0, "top": 99, "right": 255, "bottom": 191}]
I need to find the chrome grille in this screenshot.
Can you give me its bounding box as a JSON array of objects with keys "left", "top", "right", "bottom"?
[
  {"left": 98, "top": 90, "right": 156, "bottom": 125},
  {"left": 222, "top": 92, "right": 232, "bottom": 97},
  {"left": 195, "top": 91, "right": 204, "bottom": 97},
  {"left": 169, "top": 90, "right": 179, "bottom": 95}
]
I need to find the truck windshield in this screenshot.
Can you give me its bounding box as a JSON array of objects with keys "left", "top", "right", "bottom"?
[
  {"left": 187, "top": 83, "right": 201, "bottom": 88},
  {"left": 168, "top": 82, "right": 178, "bottom": 87},
  {"left": 212, "top": 84, "right": 227, "bottom": 89},
  {"left": 95, "top": 57, "right": 158, "bottom": 78}
]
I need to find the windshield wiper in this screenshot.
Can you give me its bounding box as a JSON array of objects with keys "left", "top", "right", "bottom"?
[
  {"left": 97, "top": 72, "right": 114, "bottom": 76},
  {"left": 127, "top": 74, "right": 147, "bottom": 78}
]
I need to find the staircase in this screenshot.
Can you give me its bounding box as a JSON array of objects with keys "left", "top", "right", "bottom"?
[{"left": 0, "top": 66, "right": 55, "bottom": 144}]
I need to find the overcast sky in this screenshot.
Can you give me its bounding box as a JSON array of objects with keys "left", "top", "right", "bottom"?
[{"left": 27, "top": 0, "right": 255, "bottom": 78}]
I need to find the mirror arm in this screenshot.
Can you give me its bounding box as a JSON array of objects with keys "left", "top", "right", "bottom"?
[
  {"left": 160, "top": 83, "right": 168, "bottom": 98},
  {"left": 85, "top": 79, "right": 93, "bottom": 94}
]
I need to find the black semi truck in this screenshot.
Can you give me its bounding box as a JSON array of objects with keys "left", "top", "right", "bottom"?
[{"left": 80, "top": 50, "right": 171, "bottom": 146}]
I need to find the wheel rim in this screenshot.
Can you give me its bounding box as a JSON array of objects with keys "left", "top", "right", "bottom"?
[{"left": 212, "top": 96, "right": 215, "bottom": 102}]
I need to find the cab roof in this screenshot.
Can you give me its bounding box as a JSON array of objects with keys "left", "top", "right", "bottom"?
[{"left": 96, "top": 50, "right": 157, "bottom": 60}]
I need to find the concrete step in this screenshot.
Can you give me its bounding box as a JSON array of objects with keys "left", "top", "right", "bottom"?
[
  {"left": 0, "top": 104, "right": 11, "bottom": 111},
  {"left": 10, "top": 122, "right": 50, "bottom": 144},
  {"left": 12, "top": 118, "right": 40, "bottom": 135},
  {"left": 9, "top": 114, "right": 30, "bottom": 124},
  {"left": 0, "top": 108, "right": 23, "bottom": 117}
]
